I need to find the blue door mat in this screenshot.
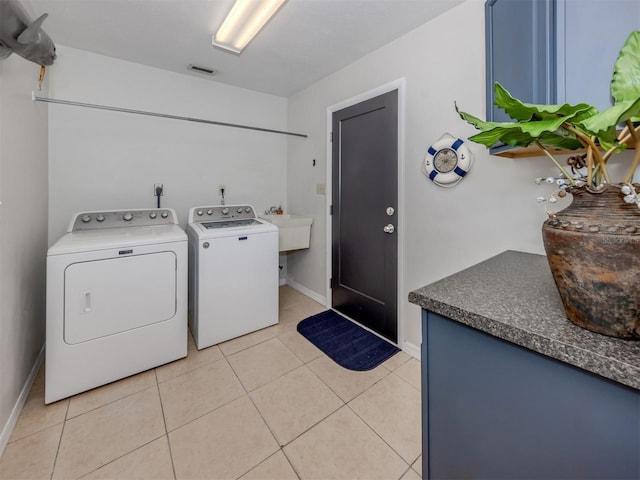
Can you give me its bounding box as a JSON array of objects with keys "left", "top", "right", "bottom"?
[{"left": 297, "top": 310, "right": 400, "bottom": 371}]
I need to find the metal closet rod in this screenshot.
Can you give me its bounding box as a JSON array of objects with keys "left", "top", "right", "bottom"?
[{"left": 31, "top": 92, "right": 308, "bottom": 138}]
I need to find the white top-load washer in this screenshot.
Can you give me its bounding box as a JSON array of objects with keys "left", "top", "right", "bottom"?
[
  {"left": 187, "top": 205, "right": 278, "bottom": 350},
  {"left": 46, "top": 208, "right": 187, "bottom": 404}
]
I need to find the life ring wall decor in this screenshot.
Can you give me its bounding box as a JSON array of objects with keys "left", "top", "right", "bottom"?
[{"left": 423, "top": 133, "right": 473, "bottom": 187}]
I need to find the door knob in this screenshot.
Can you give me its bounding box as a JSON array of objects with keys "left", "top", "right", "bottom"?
[
  {"left": 383, "top": 224, "right": 395, "bottom": 234},
  {"left": 386, "top": 207, "right": 395, "bottom": 216}
]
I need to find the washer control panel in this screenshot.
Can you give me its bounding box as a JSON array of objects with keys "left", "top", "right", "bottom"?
[
  {"left": 69, "top": 209, "right": 178, "bottom": 232},
  {"left": 190, "top": 205, "right": 256, "bottom": 223}
]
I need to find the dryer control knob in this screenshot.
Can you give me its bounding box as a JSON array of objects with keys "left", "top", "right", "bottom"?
[
  {"left": 81, "top": 214, "right": 91, "bottom": 223},
  {"left": 197, "top": 210, "right": 203, "bottom": 216},
  {"left": 96, "top": 214, "right": 105, "bottom": 222},
  {"left": 123, "top": 213, "right": 133, "bottom": 222},
  {"left": 149, "top": 212, "right": 157, "bottom": 219},
  {"left": 222, "top": 208, "right": 229, "bottom": 215},
  {"left": 161, "top": 211, "right": 169, "bottom": 219}
]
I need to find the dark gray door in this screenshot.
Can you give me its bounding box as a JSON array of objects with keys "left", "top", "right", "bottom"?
[{"left": 331, "top": 90, "right": 398, "bottom": 343}]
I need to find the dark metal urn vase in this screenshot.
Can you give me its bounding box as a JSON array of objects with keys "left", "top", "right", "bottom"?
[{"left": 542, "top": 184, "right": 640, "bottom": 339}]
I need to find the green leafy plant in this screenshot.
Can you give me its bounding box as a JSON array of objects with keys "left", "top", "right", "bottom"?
[{"left": 456, "top": 30, "right": 640, "bottom": 197}]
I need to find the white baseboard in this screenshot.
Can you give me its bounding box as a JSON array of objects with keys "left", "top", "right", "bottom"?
[
  {"left": 402, "top": 341, "right": 421, "bottom": 360},
  {"left": 0, "top": 344, "right": 45, "bottom": 457},
  {"left": 284, "top": 277, "right": 327, "bottom": 306}
]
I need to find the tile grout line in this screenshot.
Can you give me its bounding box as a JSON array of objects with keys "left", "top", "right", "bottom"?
[
  {"left": 226, "top": 336, "right": 304, "bottom": 393},
  {"left": 160, "top": 357, "right": 246, "bottom": 434},
  {"left": 345, "top": 399, "right": 417, "bottom": 469},
  {"left": 74, "top": 436, "right": 168, "bottom": 480},
  {"left": 279, "top": 447, "right": 303, "bottom": 480},
  {"left": 238, "top": 393, "right": 288, "bottom": 478},
  {"left": 250, "top": 362, "right": 346, "bottom": 447},
  {"left": 219, "top": 330, "right": 279, "bottom": 359},
  {"left": 345, "top": 393, "right": 420, "bottom": 468},
  {"left": 398, "top": 464, "right": 415, "bottom": 480},
  {"left": 70, "top": 378, "right": 172, "bottom": 478},
  {"left": 48, "top": 398, "right": 70, "bottom": 480},
  {"left": 154, "top": 368, "right": 178, "bottom": 480},
  {"left": 290, "top": 350, "right": 409, "bottom": 453},
  {"left": 390, "top": 366, "right": 422, "bottom": 394},
  {"left": 64, "top": 375, "right": 157, "bottom": 421},
  {"left": 211, "top": 351, "right": 295, "bottom": 479},
  {"left": 233, "top": 322, "right": 348, "bottom": 476}
]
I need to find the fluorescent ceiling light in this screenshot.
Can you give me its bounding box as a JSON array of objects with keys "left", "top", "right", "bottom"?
[{"left": 213, "top": 0, "right": 287, "bottom": 54}]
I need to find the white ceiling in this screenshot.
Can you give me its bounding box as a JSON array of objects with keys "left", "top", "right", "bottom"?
[{"left": 23, "top": 0, "right": 465, "bottom": 97}]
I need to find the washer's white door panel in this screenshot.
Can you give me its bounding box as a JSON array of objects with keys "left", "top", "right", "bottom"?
[
  {"left": 197, "top": 231, "right": 278, "bottom": 346},
  {"left": 64, "top": 251, "right": 177, "bottom": 344}
]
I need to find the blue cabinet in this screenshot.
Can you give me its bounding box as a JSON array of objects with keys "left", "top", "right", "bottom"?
[
  {"left": 421, "top": 311, "right": 640, "bottom": 479},
  {"left": 486, "top": 0, "right": 640, "bottom": 153},
  {"left": 558, "top": 0, "right": 640, "bottom": 111},
  {"left": 485, "top": 0, "right": 555, "bottom": 124}
]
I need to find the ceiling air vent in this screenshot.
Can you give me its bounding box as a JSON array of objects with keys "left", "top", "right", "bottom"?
[{"left": 188, "top": 64, "right": 217, "bottom": 76}]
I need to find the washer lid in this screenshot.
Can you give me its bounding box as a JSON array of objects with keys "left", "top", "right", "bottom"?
[
  {"left": 201, "top": 218, "right": 262, "bottom": 229},
  {"left": 48, "top": 224, "right": 187, "bottom": 256},
  {"left": 187, "top": 218, "right": 277, "bottom": 238}
]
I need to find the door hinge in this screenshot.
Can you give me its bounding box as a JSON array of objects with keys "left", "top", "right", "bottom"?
[
  {"left": 330, "top": 131, "right": 333, "bottom": 143},
  {"left": 329, "top": 205, "right": 333, "bottom": 216}
]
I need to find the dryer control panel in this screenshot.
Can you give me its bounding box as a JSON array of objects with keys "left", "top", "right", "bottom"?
[{"left": 69, "top": 209, "right": 178, "bottom": 232}]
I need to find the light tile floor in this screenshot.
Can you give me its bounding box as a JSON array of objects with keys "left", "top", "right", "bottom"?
[{"left": 0, "top": 286, "right": 422, "bottom": 480}]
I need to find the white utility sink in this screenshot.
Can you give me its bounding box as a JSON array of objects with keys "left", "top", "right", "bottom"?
[{"left": 259, "top": 214, "right": 314, "bottom": 252}]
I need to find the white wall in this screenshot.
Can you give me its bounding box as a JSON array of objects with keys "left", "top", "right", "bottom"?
[
  {"left": 0, "top": 54, "right": 49, "bottom": 453},
  {"left": 286, "top": 0, "right": 633, "bottom": 354},
  {"left": 48, "top": 46, "right": 290, "bottom": 245}
]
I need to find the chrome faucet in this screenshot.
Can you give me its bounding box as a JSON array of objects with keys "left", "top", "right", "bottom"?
[{"left": 265, "top": 206, "right": 279, "bottom": 214}]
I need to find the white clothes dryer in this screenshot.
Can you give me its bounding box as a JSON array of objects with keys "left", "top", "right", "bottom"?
[
  {"left": 46, "top": 209, "right": 187, "bottom": 404},
  {"left": 187, "top": 205, "right": 278, "bottom": 349}
]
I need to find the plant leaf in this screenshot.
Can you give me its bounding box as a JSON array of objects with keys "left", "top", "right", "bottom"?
[
  {"left": 456, "top": 100, "right": 587, "bottom": 149},
  {"left": 493, "top": 82, "right": 597, "bottom": 122},
  {"left": 537, "top": 132, "right": 584, "bottom": 151},
  {"left": 580, "top": 98, "right": 640, "bottom": 135},
  {"left": 611, "top": 30, "right": 640, "bottom": 103}
]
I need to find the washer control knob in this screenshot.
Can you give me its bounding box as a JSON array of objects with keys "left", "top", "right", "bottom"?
[
  {"left": 123, "top": 212, "right": 133, "bottom": 222},
  {"left": 96, "top": 214, "right": 105, "bottom": 222},
  {"left": 81, "top": 214, "right": 91, "bottom": 223},
  {"left": 161, "top": 211, "right": 169, "bottom": 219},
  {"left": 222, "top": 208, "right": 229, "bottom": 215},
  {"left": 197, "top": 210, "right": 204, "bottom": 216},
  {"left": 149, "top": 212, "right": 157, "bottom": 219},
  {"left": 237, "top": 207, "right": 243, "bottom": 213},
  {"left": 245, "top": 207, "right": 251, "bottom": 213},
  {"left": 207, "top": 209, "right": 213, "bottom": 215}
]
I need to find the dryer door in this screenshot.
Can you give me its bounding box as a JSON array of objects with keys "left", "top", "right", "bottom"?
[{"left": 64, "top": 251, "right": 177, "bottom": 344}]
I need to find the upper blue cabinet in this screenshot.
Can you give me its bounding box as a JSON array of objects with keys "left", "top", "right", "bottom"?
[
  {"left": 486, "top": 0, "right": 555, "bottom": 124},
  {"left": 485, "top": 0, "right": 640, "bottom": 155}
]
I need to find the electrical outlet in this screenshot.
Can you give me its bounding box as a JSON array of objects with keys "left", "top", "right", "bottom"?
[
  {"left": 316, "top": 183, "right": 326, "bottom": 195},
  {"left": 154, "top": 184, "right": 164, "bottom": 196}
]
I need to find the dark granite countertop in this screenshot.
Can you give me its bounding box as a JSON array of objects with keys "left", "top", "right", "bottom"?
[{"left": 408, "top": 250, "right": 640, "bottom": 391}]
